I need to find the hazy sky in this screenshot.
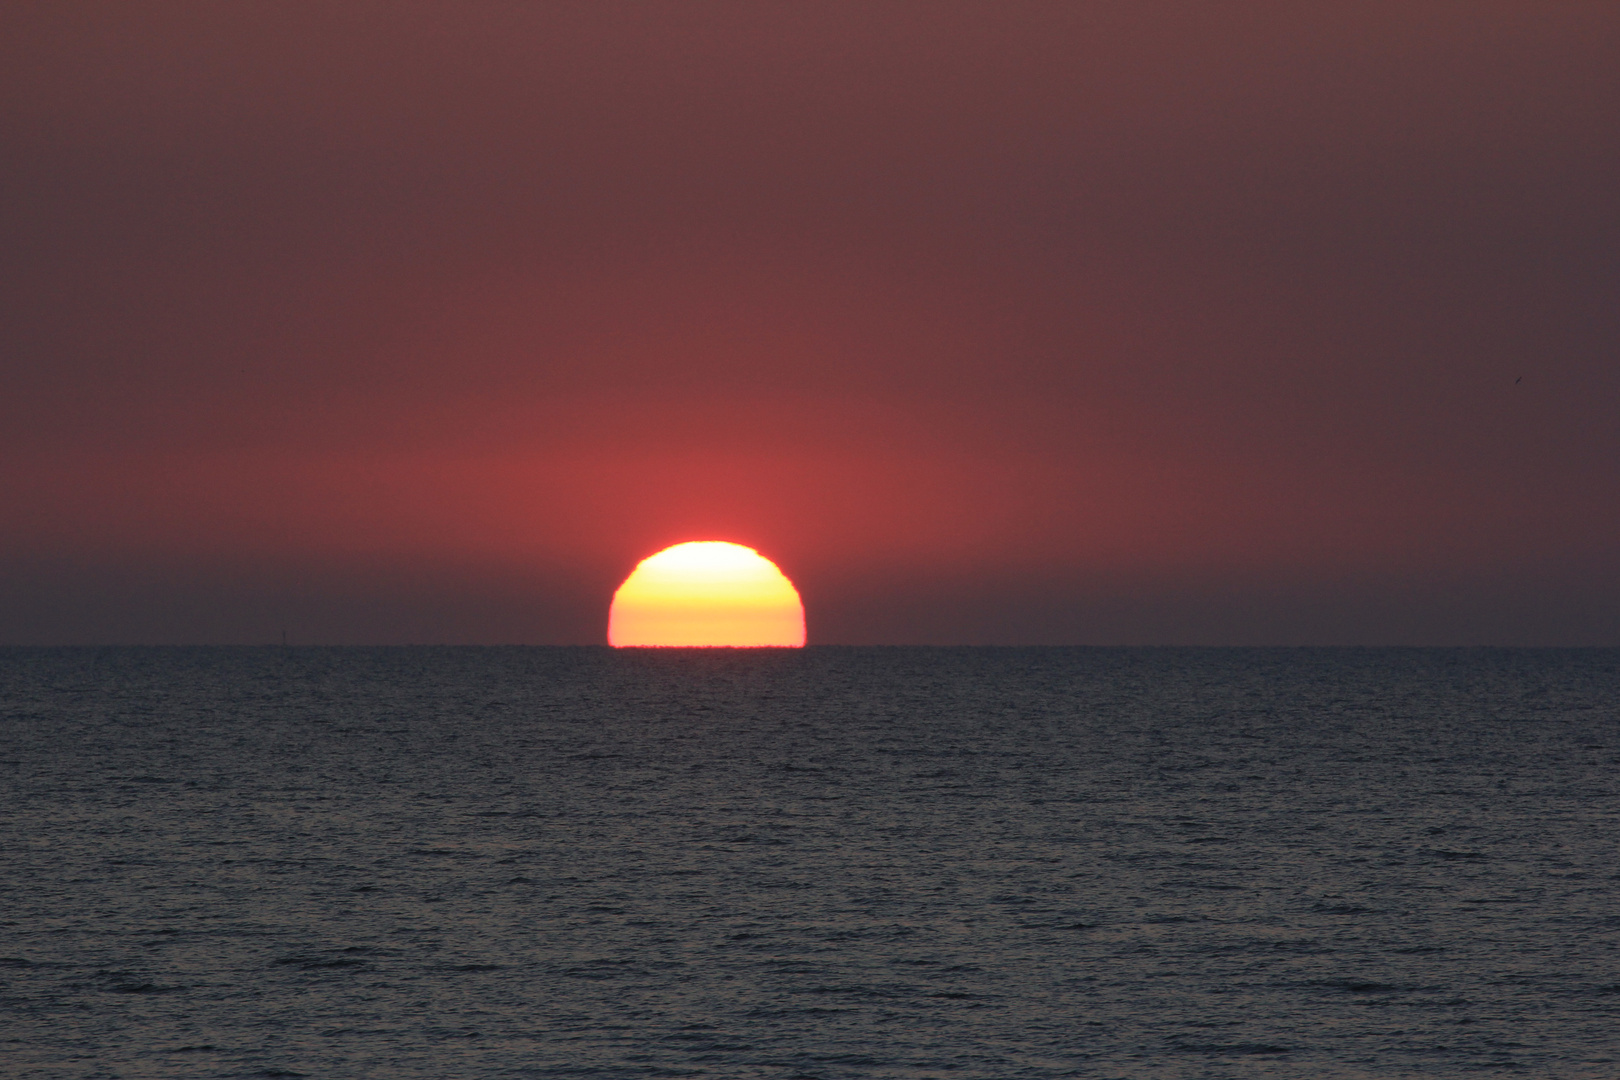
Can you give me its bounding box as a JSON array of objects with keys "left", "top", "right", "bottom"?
[{"left": 3, "top": 2, "right": 1616, "bottom": 644}]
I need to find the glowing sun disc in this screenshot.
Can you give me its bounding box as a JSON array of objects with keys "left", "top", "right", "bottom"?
[{"left": 608, "top": 541, "right": 806, "bottom": 647}]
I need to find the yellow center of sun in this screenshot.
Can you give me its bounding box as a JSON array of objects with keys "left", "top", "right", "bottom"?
[{"left": 608, "top": 541, "right": 806, "bottom": 647}]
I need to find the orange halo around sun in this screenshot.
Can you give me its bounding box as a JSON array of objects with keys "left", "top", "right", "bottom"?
[{"left": 608, "top": 541, "right": 806, "bottom": 648}]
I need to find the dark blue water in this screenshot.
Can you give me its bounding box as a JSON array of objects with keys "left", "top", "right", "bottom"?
[{"left": 2, "top": 647, "right": 1617, "bottom": 1078}]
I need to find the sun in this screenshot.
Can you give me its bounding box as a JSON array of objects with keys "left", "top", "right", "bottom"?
[{"left": 608, "top": 541, "right": 806, "bottom": 647}]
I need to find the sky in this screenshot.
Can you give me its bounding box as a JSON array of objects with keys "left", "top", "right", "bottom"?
[{"left": 2, "top": 1, "right": 1617, "bottom": 645}]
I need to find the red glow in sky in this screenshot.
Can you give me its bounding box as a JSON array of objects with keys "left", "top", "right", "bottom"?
[{"left": 1, "top": 3, "right": 1616, "bottom": 644}]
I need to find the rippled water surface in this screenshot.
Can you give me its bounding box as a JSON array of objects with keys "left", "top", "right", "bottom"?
[{"left": 2, "top": 647, "right": 1618, "bottom": 1078}]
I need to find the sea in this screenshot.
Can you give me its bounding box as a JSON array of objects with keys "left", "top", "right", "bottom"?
[{"left": 2, "top": 646, "right": 1617, "bottom": 1079}]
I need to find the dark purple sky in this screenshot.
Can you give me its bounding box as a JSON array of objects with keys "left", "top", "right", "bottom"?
[{"left": 3, "top": 2, "right": 1617, "bottom": 644}]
